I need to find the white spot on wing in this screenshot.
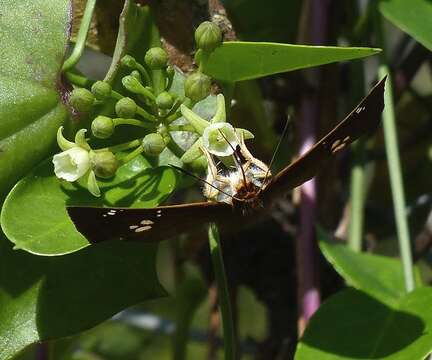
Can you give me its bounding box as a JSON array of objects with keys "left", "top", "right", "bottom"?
[
  {"left": 141, "top": 220, "right": 154, "bottom": 225},
  {"left": 135, "top": 226, "right": 152, "bottom": 232}
]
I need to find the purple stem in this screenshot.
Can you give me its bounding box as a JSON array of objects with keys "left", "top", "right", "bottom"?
[
  {"left": 298, "top": 100, "right": 320, "bottom": 323},
  {"left": 36, "top": 343, "right": 48, "bottom": 360},
  {"left": 296, "top": 0, "right": 330, "bottom": 328}
]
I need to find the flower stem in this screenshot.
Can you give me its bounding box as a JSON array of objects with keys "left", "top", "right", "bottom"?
[
  {"left": 62, "top": 0, "right": 97, "bottom": 71},
  {"left": 113, "top": 118, "right": 155, "bottom": 130},
  {"left": 95, "top": 139, "right": 141, "bottom": 154},
  {"left": 111, "top": 90, "right": 124, "bottom": 101},
  {"left": 376, "top": 12, "right": 415, "bottom": 292},
  {"left": 136, "top": 106, "right": 158, "bottom": 122},
  {"left": 135, "top": 62, "right": 153, "bottom": 87},
  {"left": 208, "top": 223, "right": 236, "bottom": 360},
  {"left": 64, "top": 71, "right": 93, "bottom": 87},
  {"left": 119, "top": 145, "right": 145, "bottom": 165}
]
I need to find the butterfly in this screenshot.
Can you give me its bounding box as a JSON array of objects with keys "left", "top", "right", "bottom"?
[{"left": 67, "top": 77, "right": 386, "bottom": 243}]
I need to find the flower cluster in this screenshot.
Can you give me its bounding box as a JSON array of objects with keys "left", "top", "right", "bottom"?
[{"left": 54, "top": 21, "right": 254, "bottom": 198}]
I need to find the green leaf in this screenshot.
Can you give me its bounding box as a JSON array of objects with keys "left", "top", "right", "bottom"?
[
  {"left": 380, "top": 0, "right": 432, "bottom": 51},
  {"left": 295, "top": 287, "right": 432, "bottom": 360},
  {"left": 201, "top": 42, "right": 381, "bottom": 82},
  {"left": 320, "top": 239, "right": 404, "bottom": 303},
  {"left": 1, "top": 157, "right": 176, "bottom": 255},
  {"left": 319, "top": 231, "right": 422, "bottom": 306},
  {"left": 0, "top": 0, "right": 71, "bottom": 199},
  {"left": 0, "top": 233, "right": 166, "bottom": 360}
]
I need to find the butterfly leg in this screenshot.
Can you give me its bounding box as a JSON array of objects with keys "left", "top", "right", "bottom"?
[{"left": 201, "top": 146, "right": 234, "bottom": 204}]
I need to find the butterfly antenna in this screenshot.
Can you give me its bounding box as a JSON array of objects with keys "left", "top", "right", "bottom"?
[
  {"left": 259, "top": 115, "right": 291, "bottom": 191},
  {"left": 168, "top": 163, "right": 241, "bottom": 201},
  {"left": 217, "top": 129, "right": 249, "bottom": 190}
]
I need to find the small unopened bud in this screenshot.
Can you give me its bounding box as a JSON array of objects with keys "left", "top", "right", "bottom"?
[
  {"left": 115, "top": 97, "right": 137, "bottom": 118},
  {"left": 91, "top": 116, "right": 114, "bottom": 139},
  {"left": 130, "top": 70, "right": 141, "bottom": 81},
  {"left": 120, "top": 55, "right": 138, "bottom": 68},
  {"left": 90, "top": 151, "right": 118, "bottom": 179},
  {"left": 91, "top": 81, "right": 112, "bottom": 100},
  {"left": 122, "top": 75, "right": 142, "bottom": 93},
  {"left": 195, "top": 21, "right": 222, "bottom": 52},
  {"left": 156, "top": 91, "right": 174, "bottom": 110},
  {"left": 145, "top": 47, "right": 168, "bottom": 69},
  {"left": 142, "top": 133, "right": 166, "bottom": 156},
  {"left": 69, "top": 88, "right": 95, "bottom": 112},
  {"left": 184, "top": 72, "right": 211, "bottom": 102}
]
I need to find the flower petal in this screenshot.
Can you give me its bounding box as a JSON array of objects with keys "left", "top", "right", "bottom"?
[
  {"left": 202, "top": 122, "right": 239, "bottom": 157},
  {"left": 53, "top": 147, "right": 91, "bottom": 182}
]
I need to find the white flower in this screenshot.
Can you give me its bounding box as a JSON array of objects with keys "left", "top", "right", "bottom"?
[
  {"left": 202, "top": 122, "right": 239, "bottom": 157},
  {"left": 53, "top": 147, "right": 91, "bottom": 182}
]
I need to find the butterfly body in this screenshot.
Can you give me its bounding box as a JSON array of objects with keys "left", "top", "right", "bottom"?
[{"left": 67, "top": 77, "right": 387, "bottom": 244}]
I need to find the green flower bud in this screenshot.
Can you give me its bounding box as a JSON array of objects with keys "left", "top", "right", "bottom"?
[
  {"left": 145, "top": 47, "right": 168, "bottom": 69},
  {"left": 91, "top": 81, "right": 112, "bottom": 100},
  {"left": 120, "top": 54, "right": 138, "bottom": 68},
  {"left": 122, "top": 75, "right": 142, "bottom": 93},
  {"left": 115, "top": 97, "right": 137, "bottom": 118},
  {"left": 130, "top": 70, "right": 141, "bottom": 81},
  {"left": 184, "top": 72, "right": 211, "bottom": 102},
  {"left": 69, "top": 88, "right": 95, "bottom": 112},
  {"left": 195, "top": 21, "right": 222, "bottom": 52},
  {"left": 91, "top": 116, "right": 114, "bottom": 139},
  {"left": 142, "top": 133, "right": 166, "bottom": 156},
  {"left": 90, "top": 151, "right": 118, "bottom": 179},
  {"left": 156, "top": 91, "right": 174, "bottom": 110}
]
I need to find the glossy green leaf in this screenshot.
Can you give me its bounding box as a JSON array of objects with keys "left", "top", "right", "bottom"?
[
  {"left": 380, "top": 0, "right": 432, "bottom": 51},
  {"left": 201, "top": 42, "right": 381, "bottom": 82},
  {"left": 1, "top": 157, "right": 176, "bottom": 255},
  {"left": 296, "top": 287, "right": 432, "bottom": 360},
  {"left": 0, "top": 232, "right": 166, "bottom": 360},
  {"left": 0, "top": 0, "right": 71, "bottom": 199},
  {"left": 319, "top": 231, "right": 422, "bottom": 306}
]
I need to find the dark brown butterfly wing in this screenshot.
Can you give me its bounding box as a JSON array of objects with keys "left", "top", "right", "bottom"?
[
  {"left": 67, "top": 201, "right": 232, "bottom": 243},
  {"left": 263, "top": 76, "right": 386, "bottom": 203},
  {"left": 68, "top": 77, "right": 386, "bottom": 244}
]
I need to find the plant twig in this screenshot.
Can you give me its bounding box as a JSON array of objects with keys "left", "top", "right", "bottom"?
[
  {"left": 348, "top": 61, "right": 367, "bottom": 252},
  {"left": 208, "top": 223, "right": 236, "bottom": 360},
  {"left": 376, "top": 12, "right": 415, "bottom": 292},
  {"left": 63, "top": 0, "right": 97, "bottom": 71}
]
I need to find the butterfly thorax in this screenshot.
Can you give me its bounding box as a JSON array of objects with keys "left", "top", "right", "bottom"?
[
  {"left": 203, "top": 144, "right": 272, "bottom": 209},
  {"left": 232, "top": 181, "right": 266, "bottom": 215}
]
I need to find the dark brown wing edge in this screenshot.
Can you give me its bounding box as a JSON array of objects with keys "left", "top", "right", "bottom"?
[
  {"left": 67, "top": 201, "right": 232, "bottom": 243},
  {"left": 264, "top": 76, "right": 386, "bottom": 203}
]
